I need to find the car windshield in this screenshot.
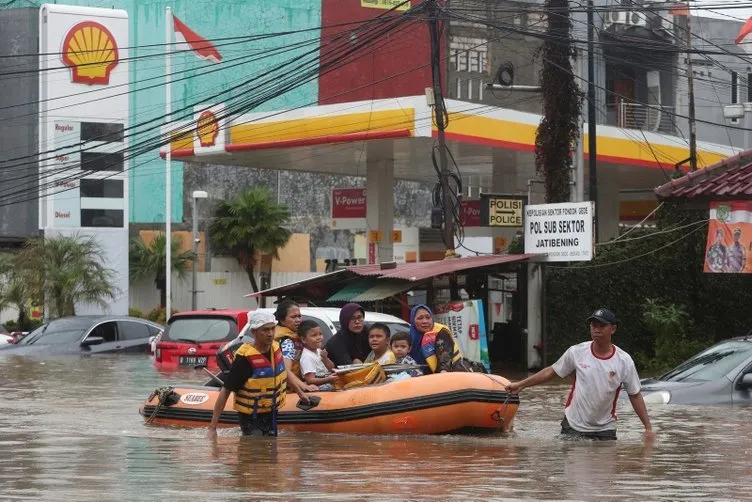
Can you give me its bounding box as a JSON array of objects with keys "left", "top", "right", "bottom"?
[
  {"left": 164, "top": 317, "right": 237, "bottom": 343},
  {"left": 19, "top": 320, "right": 89, "bottom": 345},
  {"left": 659, "top": 340, "right": 752, "bottom": 382}
]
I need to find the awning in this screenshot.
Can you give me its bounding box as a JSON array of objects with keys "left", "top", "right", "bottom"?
[
  {"left": 246, "top": 254, "right": 533, "bottom": 302},
  {"left": 347, "top": 254, "right": 536, "bottom": 282},
  {"left": 244, "top": 269, "right": 345, "bottom": 298},
  {"left": 326, "top": 278, "right": 379, "bottom": 302},
  {"left": 349, "top": 279, "right": 415, "bottom": 302}
]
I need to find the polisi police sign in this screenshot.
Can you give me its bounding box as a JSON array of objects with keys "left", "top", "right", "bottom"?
[
  {"left": 480, "top": 194, "right": 526, "bottom": 227},
  {"left": 524, "top": 201, "right": 595, "bottom": 262}
]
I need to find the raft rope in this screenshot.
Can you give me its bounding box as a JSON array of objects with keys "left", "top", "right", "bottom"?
[
  {"left": 145, "top": 386, "right": 179, "bottom": 424},
  {"left": 480, "top": 373, "right": 513, "bottom": 428}
]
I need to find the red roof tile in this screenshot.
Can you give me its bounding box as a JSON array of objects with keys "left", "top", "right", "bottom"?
[{"left": 654, "top": 150, "right": 752, "bottom": 199}]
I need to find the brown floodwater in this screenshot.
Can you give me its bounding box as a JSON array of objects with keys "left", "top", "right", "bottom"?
[{"left": 1, "top": 354, "right": 750, "bottom": 501}]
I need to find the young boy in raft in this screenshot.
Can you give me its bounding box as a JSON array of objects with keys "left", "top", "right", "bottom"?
[
  {"left": 298, "top": 320, "right": 338, "bottom": 391},
  {"left": 389, "top": 331, "right": 423, "bottom": 378},
  {"left": 364, "top": 323, "right": 396, "bottom": 365}
]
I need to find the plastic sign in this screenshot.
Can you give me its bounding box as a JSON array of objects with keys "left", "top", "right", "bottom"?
[
  {"left": 361, "top": 0, "right": 410, "bottom": 11},
  {"left": 524, "top": 202, "right": 595, "bottom": 262},
  {"left": 392, "top": 230, "right": 402, "bottom": 243},
  {"left": 480, "top": 194, "right": 525, "bottom": 227},
  {"left": 61, "top": 21, "right": 119, "bottom": 85},
  {"left": 368, "top": 230, "right": 383, "bottom": 243},
  {"left": 196, "top": 110, "right": 219, "bottom": 147}
]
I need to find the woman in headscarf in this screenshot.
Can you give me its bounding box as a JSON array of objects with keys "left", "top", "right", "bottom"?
[
  {"left": 324, "top": 303, "right": 371, "bottom": 366},
  {"left": 274, "top": 299, "right": 318, "bottom": 392},
  {"left": 409, "top": 304, "right": 463, "bottom": 374}
]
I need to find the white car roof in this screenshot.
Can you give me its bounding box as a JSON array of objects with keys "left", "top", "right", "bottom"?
[{"left": 246, "top": 307, "right": 408, "bottom": 336}]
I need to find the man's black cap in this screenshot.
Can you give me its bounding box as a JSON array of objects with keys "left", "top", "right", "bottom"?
[{"left": 586, "top": 308, "right": 617, "bottom": 325}]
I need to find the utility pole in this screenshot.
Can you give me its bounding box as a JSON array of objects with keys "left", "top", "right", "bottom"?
[
  {"left": 684, "top": 1, "right": 698, "bottom": 171},
  {"left": 587, "top": 0, "right": 598, "bottom": 241},
  {"left": 428, "top": 0, "right": 455, "bottom": 255}
]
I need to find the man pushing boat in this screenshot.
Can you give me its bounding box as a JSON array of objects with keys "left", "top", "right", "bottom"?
[
  {"left": 506, "top": 308, "right": 654, "bottom": 440},
  {"left": 207, "top": 311, "right": 309, "bottom": 438}
]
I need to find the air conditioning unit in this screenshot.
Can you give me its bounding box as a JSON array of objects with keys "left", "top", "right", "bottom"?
[
  {"left": 608, "top": 10, "right": 627, "bottom": 25},
  {"left": 626, "top": 10, "right": 648, "bottom": 27}
]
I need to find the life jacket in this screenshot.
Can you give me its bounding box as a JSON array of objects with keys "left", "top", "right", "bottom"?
[
  {"left": 333, "top": 363, "right": 386, "bottom": 391},
  {"left": 232, "top": 342, "right": 287, "bottom": 416},
  {"left": 274, "top": 325, "right": 303, "bottom": 378},
  {"left": 421, "top": 322, "right": 462, "bottom": 373}
]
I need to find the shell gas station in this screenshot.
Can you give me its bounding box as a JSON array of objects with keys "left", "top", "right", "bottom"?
[{"left": 164, "top": 94, "right": 734, "bottom": 264}]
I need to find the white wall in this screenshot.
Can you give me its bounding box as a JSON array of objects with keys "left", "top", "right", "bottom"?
[{"left": 128, "top": 271, "right": 322, "bottom": 313}]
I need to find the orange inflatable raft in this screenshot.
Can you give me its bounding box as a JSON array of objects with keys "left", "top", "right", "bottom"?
[{"left": 140, "top": 372, "right": 519, "bottom": 435}]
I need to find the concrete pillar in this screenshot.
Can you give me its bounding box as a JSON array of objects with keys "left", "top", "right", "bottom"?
[
  {"left": 526, "top": 262, "right": 543, "bottom": 370},
  {"left": 366, "top": 147, "right": 394, "bottom": 263},
  {"left": 596, "top": 166, "right": 620, "bottom": 242}
]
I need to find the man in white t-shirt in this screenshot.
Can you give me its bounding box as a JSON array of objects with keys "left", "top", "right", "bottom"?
[{"left": 506, "top": 308, "right": 653, "bottom": 440}]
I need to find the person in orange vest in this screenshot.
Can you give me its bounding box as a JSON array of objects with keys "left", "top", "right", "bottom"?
[{"left": 208, "top": 311, "right": 309, "bottom": 438}]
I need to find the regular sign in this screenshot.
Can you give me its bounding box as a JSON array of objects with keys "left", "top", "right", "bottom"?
[{"left": 524, "top": 202, "right": 594, "bottom": 262}]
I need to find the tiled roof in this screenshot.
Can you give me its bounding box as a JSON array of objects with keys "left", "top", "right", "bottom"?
[{"left": 654, "top": 150, "right": 752, "bottom": 199}]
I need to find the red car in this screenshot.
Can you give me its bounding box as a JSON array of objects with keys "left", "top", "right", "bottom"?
[{"left": 154, "top": 309, "right": 249, "bottom": 370}]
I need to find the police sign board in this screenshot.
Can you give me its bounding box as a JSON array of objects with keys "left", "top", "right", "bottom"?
[
  {"left": 480, "top": 194, "right": 526, "bottom": 227},
  {"left": 524, "top": 202, "right": 595, "bottom": 262}
]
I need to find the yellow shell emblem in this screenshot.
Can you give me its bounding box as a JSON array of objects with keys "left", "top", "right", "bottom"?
[
  {"left": 61, "top": 21, "right": 119, "bottom": 85},
  {"left": 197, "top": 111, "right": 220, "bottom": 147}
]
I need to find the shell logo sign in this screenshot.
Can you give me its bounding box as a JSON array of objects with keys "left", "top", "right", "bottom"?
[
  {"left": 61, "top": 21, "right": 119, "bottom": 85},
  {"left": 196, "top": 110, "right": 219, "bottom": 147}
]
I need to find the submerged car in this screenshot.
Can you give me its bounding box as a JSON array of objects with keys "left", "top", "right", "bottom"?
[
  {"left": 154, "top": 309, "right": 250, "bottom": 370},
  {"left": 636, "top": 337, "right": 752, "bottom": 405},
  {"left": 0, "top": 316, "right": 164, "bottom": 355}
]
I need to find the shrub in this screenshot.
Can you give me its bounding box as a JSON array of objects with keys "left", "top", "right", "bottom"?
[{"left": 128, "top": 308, "right": 144, "bottom": 318}]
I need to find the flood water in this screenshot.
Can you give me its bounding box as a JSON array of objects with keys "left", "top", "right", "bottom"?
[{"left": 1, "top": 354, "right": 751, "bottom": 501}]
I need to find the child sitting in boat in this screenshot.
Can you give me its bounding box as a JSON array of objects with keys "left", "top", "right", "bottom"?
[
  {"left": 298, "top": 320, "right": 338, "bottom": 391},
  {"left": 389, "top": 331, "right": 423, "bottom": 377},
  {"left": 364, "top": 323, "right": 396, "bottom": 365}
]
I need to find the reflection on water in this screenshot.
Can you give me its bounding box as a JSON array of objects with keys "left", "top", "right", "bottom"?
[{"left": 1, "top": 354, "right": 751, "bottom": 500}]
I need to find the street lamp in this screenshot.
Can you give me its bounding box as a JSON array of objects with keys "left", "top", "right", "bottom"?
[{"left": 192, "top": 190, "right": 208, "bottom": 310}]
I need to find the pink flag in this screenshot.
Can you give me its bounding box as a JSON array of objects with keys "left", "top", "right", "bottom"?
[
  {"left": 735, "top": 16, "right": 752, "bottom": 51},
  {"left": 173, "top": 15, "right": 222, "bottom": 63}
]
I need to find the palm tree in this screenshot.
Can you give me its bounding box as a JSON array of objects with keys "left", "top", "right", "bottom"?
[
  {"left": 209, "top": 187, "right": 292, "bottom": 294},
  {"left": 129, "top": 233, "right": 193, "bottom": 308},
  {"left": 0, "top": 253, "right": 32, "bottom": 329},
  {"left": 15, "top": 235, "right": 117, "bottom": 317}
]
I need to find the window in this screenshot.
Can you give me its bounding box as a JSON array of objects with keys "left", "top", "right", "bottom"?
[
  {"left": 81, "top": 122, "right": 124, "bottom": 143},
  {"left": 732, "top": 71, "right": 739, "bottom": 104},
  {"left": 87, "top": 322, "right": 118, "bottom": 343},
  {"left": 118, "top": 321, "right": 151, "bottom": 341},
  {"left": 81, "top": 209, "right": 124, "bottom": 228},
  {"left": 80, "top": 151, "right": 124, "bottom": 172},
  {"left": 80, "top": 179, "right": 124, "bottom": 198},
  {"left": 19, "top": 319, "right": 89, "bottom": 345},
  {"left": 164, "top": 317, "right": 237, "bottom": 343},
  {"left": 747, "top": 72, "right": 752, "bottom": 102},
  {"left": 659, "top": 341, "right": 752, "bottom": 382}
]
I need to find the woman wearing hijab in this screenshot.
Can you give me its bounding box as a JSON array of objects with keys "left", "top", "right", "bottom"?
[
  {"left": 324, "top": 303, "right": 371, "bottom": 366},
  {"left": 409, "top": 304, "right": 463, "bottom": 373},
  {"left": 274, "top": 299, "right": 318, "bottom": 392}
]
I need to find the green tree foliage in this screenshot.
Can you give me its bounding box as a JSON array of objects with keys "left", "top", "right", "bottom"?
[
  {"left": 535, "top": 0, "right": 583, "bottom": 203},
  {"left": 545, "top": 202, "right": 752, "bottom": 371},
  {"left": 209, "top": 187, "right": 292, "bottom": 293},
  {"left": 129, "top": 233, "right": 193, "bottom": 308},
  {"left": 15, "top": 235, "right": 117, "bottom": 318}
]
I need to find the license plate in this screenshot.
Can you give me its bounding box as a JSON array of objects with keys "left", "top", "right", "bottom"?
[{"left": 179, "top": 356, "right": 208, "bottom": 366}]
